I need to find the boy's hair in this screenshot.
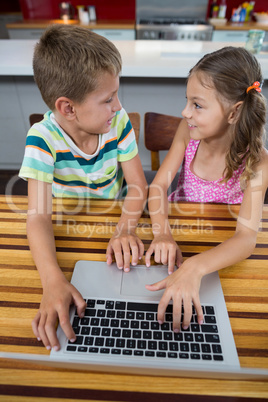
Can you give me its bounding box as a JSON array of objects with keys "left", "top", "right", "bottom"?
[
  {"left": 189, "top": 46, "right": 266, "bottom": 183},
  {"left": 33, "top": 24, "right": 122, "bottom": 110}
]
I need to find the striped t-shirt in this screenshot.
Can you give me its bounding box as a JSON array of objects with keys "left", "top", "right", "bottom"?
[{"left": 19, "top": 108, "right": 138, "bottom": 198}]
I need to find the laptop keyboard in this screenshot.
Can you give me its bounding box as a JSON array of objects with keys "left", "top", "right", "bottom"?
[{"left": 65, "top": 299, "right": 224, "bottom": 362}]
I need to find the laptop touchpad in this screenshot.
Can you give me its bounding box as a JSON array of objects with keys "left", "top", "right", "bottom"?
[{"left": 120, "top": 266, "right": 168, "bottom": 298}]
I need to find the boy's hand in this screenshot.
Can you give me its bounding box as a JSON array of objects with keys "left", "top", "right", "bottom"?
[
  {"left": 106, "top": 232, "right": 144, "bottom": 272},
  {"left": 145, "top": 262, "right": 204, "bottom": 331},
  {"left": 32, "top": 277, "right": 86, "bottom": 351},
  {"left": 145, "top": 234, "right": 183, "bottom": 274}
]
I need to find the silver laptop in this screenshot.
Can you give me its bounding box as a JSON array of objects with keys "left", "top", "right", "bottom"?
[
  {"left": 2, "top": 260, "right": 268, "bottom": 379},
  {"left": 50, "top": 260, "right": 240, "bottom": 376}
]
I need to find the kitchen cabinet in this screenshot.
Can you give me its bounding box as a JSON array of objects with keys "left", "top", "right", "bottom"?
[
  {"left": 211, "top": 22, "right": 268, "bottom": 43},
  {"left": 0, "top": 13, "right": 23, "bottom": 39},
  {"left": 6, "top": 20, "right": 136, "bottom": 41},
  {"left": 8, "top": 28, "right": 45, "bottom": 39},
  {"left": 92, "top": 29, "right": 135, "bottom": 40},
  {"left": 212, "top": 30, "right": 249, "bottom": 42},
  {"left": 8, "top": 27, "right": 135, "bottom": 40}
]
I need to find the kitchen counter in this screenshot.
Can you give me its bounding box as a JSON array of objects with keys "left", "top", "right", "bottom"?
[
  {"left": 1, "top": 39, "right": 268, "bottom": 78},
  {"left": 6, "top": 18, "right": 268, "bottom": 32},
  {"left": 0, "top": 39, "right": 267, "bottom": 170},
  {"left": 210, "top": 21, "right": 268, "bottom": 31},
  {"left": 6, "top": 19, "right": 135, "bottom": 30}
]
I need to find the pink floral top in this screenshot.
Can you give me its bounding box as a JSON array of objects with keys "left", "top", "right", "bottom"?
[{"left": 168, "top": 140, "right": 245, "bottom": 204}]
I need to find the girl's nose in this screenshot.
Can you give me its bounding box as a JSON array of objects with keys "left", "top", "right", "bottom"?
[{"left": 181, "top": 104, "right": 191, "bottom": 119}]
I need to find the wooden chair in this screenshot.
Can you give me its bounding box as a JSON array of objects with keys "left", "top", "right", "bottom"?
[
  {"left": 144, "top": 112, "right": 182, "bottom": 170},
  {"left": 29, "top": 112, "right": 140, "bottom": 144},
  {"left": 128, "top": 112, "right": 140, "bottom": 145},
  {"left": 29, "top": 113, "right": 44, "bottom": 126}
]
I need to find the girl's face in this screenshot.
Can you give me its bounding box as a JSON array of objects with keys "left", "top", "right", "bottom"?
[
  {"left": 73, "top": 71, "right": 122, "bottom": 136},
  {"left": 181, "top": 73, "right": 231, "bottom": 142}
]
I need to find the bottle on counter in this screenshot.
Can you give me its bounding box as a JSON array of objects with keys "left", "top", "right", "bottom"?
[
  {"left": 210, "top": 0, "right": 218, "bottom": 18},
  {"left": 218, "top": 0, "right": 227, "bottom": 18},
  {"left": 212, "top": 5, "right": 219, "bottom": 18},
  {"left": 239, "top": 5, "right": 247, "bottom": 22},
  {"left": 77, "top": 5, "right": 90, "bottom": 25},
  {"left": 245, "top": 1, "right": 255, "bottom": 22},
  {"left": 77, "top": 5, "right": 85, "bottom": 21},
  {"left": 88, "top": 6, "right": 97, "bottom": 22},
  {"left": 231, "top": 8, "right": 240, "bottom": 22},
  {"left": 248, "top": 2, "right": 255, "bottom": 21}
]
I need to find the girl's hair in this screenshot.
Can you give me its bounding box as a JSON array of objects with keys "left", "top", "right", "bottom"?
[
  {"left": 33, "top": 24, "right": 122, "bottom": 110},
  {"left": 189, "top": 46, "right": 266, "bottom": 183}
]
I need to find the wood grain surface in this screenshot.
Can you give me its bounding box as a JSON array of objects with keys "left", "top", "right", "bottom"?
[{"left": 0, "top": 195, "right": 267, "bottom": 401}]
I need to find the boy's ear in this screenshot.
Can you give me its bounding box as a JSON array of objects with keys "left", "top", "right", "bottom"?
[
  {"left": 55, "top": 97, "right": 75, "bottom": 120},
  {"left": 228, "top": 101, "right": 243, "bottom": 124}
]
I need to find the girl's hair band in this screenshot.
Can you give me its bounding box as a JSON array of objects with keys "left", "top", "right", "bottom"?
[{"left": 246, "top": 81, "right": 261, "bottom": 94}]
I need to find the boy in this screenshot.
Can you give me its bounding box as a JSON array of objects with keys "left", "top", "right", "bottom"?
[{"left": 19, "top": 25, "right": 147, "bottom": 351}]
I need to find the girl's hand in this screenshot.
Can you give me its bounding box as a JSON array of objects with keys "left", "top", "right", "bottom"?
[
  {"left": 146, "top": 262, "right": 204, "bottom": 331},
  {"left": 32, "top": 277, "right": 86, "bottom": 351},
  {"left": 106, "top": 232, "right": 144, "bottom": 272},
  {"left": 145, "top": 234, "right": 183, "bottom": 274}
]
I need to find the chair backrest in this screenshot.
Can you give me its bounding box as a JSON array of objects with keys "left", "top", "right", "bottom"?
[
  {"left": 29, "top": 112, "right": 140, "bottom": 145},
  {"left": 128, "top": 112, "right": 140, "bottom": 145},
  {"left": 144, "top": 112, "right": 182, "bottom": 170},
  {"left": 29, "top": 113, "right": 43, "bottom": 126}
]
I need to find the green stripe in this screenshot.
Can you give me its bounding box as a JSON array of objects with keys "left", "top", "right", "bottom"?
[
  {"left": 118, "top": 147, "right": 137, "bottom": 162},
  {"left": 19, "top": 167, "right": 53, "bottom": 183},
  {"left": 21, "top": 157, "right": 54, "bottom": 175}
]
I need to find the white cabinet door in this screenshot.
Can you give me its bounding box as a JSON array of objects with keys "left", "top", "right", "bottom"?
[
  {"left": 92, "top": 29, "right": 135, "bottom": 40},
  {"left": 212, "top": 30, "right": 248, "bottom": 42},
  {"left": 8, "top": 28, "right": 135, "bottom": 41},
  {"left": 8, "top": 28, "right": 45, "bottom": 39}
]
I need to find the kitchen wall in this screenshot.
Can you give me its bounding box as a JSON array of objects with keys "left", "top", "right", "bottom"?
[
  {"left": 17, "top": 0, "right": 135, "bottom": 20},
  {"left": 0, "top": 0, "right": 21, "bottom": 13},
  {"left": 1, "top": 0, "right": 265, "bottom": 21}
]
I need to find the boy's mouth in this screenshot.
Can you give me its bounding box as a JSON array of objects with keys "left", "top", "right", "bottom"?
[{"left": 107, "top": 115, "right": 116, "bottom": 125}]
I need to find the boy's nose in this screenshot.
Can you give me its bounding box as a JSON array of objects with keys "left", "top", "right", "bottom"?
[{"left": 113, "top": 96, "right": 122, "bottom": 112}]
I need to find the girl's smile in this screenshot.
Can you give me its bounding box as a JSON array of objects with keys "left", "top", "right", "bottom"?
[{"left": 187, "top": 123, "right": 196, "bottom": 129}]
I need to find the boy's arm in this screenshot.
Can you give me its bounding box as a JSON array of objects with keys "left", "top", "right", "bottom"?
[
  {"left": 106, "top": 153, "right": 148, "bottom": 271},
  {"left": 145, "top": 119, "right": 189, "bottom": 273},
  {"left": 146, "top": 149, "right": 268, "bottom": 331},
  {"left": 27, "top": 179, "right": 86, "bottom": 350}
]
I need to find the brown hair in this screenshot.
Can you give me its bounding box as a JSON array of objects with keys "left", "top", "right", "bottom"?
[
  {"left": 33, "top": 24, "right": 122, "bottom": 110},
  {"left": 189, "top": 46, "right": 266, "bottom": 183}
]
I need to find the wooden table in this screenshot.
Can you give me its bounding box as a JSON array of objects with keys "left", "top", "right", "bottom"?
[{"left": 0, "top": 195, "right": 267, "bottom": 401}]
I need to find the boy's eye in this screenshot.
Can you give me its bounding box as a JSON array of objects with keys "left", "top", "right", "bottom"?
[
  {"left": 194, "top": 102, "right": 201, "bottom": 109},
  {"left": 106, "top": 97, "right": 113, "bottom": 103}
]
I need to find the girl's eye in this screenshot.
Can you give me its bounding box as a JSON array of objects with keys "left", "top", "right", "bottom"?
[{"left": 106, "top": 98, "right": 113, "bottom": 103}]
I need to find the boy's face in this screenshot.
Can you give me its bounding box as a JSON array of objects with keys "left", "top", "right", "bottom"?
[{"left": 73, "top": 71, "right": 122, "bottom": 135}]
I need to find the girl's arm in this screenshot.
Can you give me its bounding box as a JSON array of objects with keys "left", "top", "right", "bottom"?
[
  {"left": 145, "top": 119, "right": 189, "bottom": 273},
  {"left": 27, "top": 179, "right": 86, "bottom": 351},
  {"left": 146, "top": 149, "right": 268, "bottom": 332},
  {"left": 106, "top": 153, "right": 148, "bottom": 271}
]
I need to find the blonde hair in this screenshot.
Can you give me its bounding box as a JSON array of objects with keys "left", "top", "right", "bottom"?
[
  {"left": 189, "top": 46, "right": 266, "bottom": 183},
  {"left": 33, "top": 24, "right": 122, "bottom": 110}
]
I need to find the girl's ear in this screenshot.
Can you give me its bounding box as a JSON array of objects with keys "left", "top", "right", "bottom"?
[
  {"left": 228, "top": 101, "right": 243, "bottom": 124},
  {"left": 54, "top": 97, "right": 76, "bottom": 120}
]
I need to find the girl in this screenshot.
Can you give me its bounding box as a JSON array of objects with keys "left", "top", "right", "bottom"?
[{"left": 145, "top": 46, "right": 268, "bottom": 333}]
